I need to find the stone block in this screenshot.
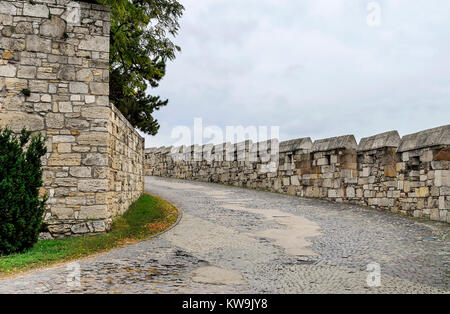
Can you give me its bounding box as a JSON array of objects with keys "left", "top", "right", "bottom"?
[
  {"left": 362, "top": 167, "right": 371, "bottom": 177},
  {"left": 52, "top": 135, "right": 76, "bottom": 143},
  {"left": 24, "top": 3, "right": 49, "bottom": 18},
  {"left": 291, "top": 175, "right": 300, "bottom": 186},
  {"left": 346, "top": 186, "right": 355, "bottom": 198},
  {"left": 51, "top": 206, "right": 74, "bottom": 219},
  {"left": 40, "top": 16, "right": 66, "bottom": 38},
  {"left": 48, "top": 153, "right": 81, "bottom": 166},
  {"left": 0, "top": 112, "right": 44, "bottom": 132},
  {"left": 46, "top": 113, "right": 65, "bottom": 129},
  {"left": 79, "top": 205, "right": 108, "bottom": 219},
  {"left": 76, "top": 69, "right": 94, "bottom": 82},
  {"left": 5, "top": 78, "right": 27, "bottom": 91},
  {"left": 0, "top": 2, "right": 16, "bottom": 15},
  {"left": 71, "top": 223, "right": 90, "bottom": 234},
  {"left": 26, "top": 35, "right": 51, "bottom": 53},
  {"left": 415, "top": 187, "right": 429, "bottom": 198},
  {"left": 82, "top": 153, "right": 108, "bottom": 166},
  {"left": 59, "top": 102, "right": 73, "bottom": 113},
  {"left": 69, "top": 82, "right": 88, "bottom": 94},
  {"left": 89, "top": 82, "right": 109, "bottom": 95},
  {"left": 57, "top": 143, "right": 72, "bottom": 153},
  {"left": 15, "top": 22, "right": 33, "bottom": 34},
  {"left": 81, "top": 106, "right": 110, "bottom": 119},
  {"left": 78, "top": 179, "right": 108, "bottom": 192},
  {"left": 79, "top": 36, "right": 109, "bottom": 52},
  {"left": 77, "top": 132, "right": 108, "bottom": 146},
  {"left": 0, "top": 64, "right": 17, "bottom": 77},
  {"left": 92, "top": 220, "right": 107, "bottom": 232},
  {"left": 435, "top": 170, "right": 450, "bottom": 187}
]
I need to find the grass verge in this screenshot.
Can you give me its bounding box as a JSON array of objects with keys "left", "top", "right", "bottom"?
[{"left": 0, "top": 193, "right": 178, "bottom": 277}]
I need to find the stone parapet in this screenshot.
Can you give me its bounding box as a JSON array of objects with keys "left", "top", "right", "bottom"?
[{"left": 145, "top": 125, "right": 450, "bottom": 223}]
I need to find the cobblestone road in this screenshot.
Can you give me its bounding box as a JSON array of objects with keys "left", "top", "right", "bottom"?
[{"left": 0, "top": 176, "right": 448, "bottom": 293}]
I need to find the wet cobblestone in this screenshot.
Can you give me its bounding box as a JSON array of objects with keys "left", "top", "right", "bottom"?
[{"left": 0, "top": 176, "right": 448, "bottom": 293}]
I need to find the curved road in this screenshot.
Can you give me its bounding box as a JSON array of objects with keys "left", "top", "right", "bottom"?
[{"left": 0, "top": 176, "right": 448, "bottom": 293}]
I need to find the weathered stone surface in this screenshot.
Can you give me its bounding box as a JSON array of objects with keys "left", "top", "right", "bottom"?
[
  {"left": 58, "top": 102, "right": 72, "bottom": 113},
  {"left": 5, "top": 78, "right": 27, "bottom": 91},
  {"left": 79, "top": 36, "right": 109, "bottom": 52},
  {"left": 52, "top": 135, "right": 76, "bottom": 143},
  {"left": 71, "top": 223, "right": 90, "bottom": 234},
  {"left": 15, "top": 22, "right": 33, "bottom": 34},
  {"left": 57, "top": 65, "right": 76, "bottom": 81},
  {"left": 51, "top": 206, "right": 74, "bottom": 219},
  {"left": 40, "top": 16, "right": 66, "bottom": 38},
  {"left": 89, "top": 82, "right": 109, "bottom": 95},
  {"left": 0, "top": 112, "right": 44, "bottom": 132},
  {"left": 78, "top": 205, "right": 108, "bottom": 219},
  {"left": 92, "top": 220, "right": 106, "bottom": 232},
  {"left": 0, "top": 13, "right": 13, "bottom": 26},
  {"left": 0, "top": 64, "right": 16, "bottom": 77},
  {"left": 81, "top": 106, "right": 110, "bottom": 119},
  {"left": 312, "top": 135, "right": 357, "bottom": 152},
  {"left": 69, "top": 167, "right": 92, "bottom": 178},
  {"left": 77, "top": 132, "right": 108, "bottom": 146},
  {"left": 0, "top": 2, "right": 16, "bottom": 15},
  {"left": 17, "top": 65, "right": 37, "bottom": 79},
  {"left": 46, "top": 113, "right": 65, "bottom": 129},
  {"left": 398, "top": 125, "right": 450, "bottom": 152},
  {"left": 69, "top": 82, "right": 88, "bottom": 94},
  {"left": 78, "top": 179, "right": 108, "bottom": 192},
  {"left": 358, "top": 131, "right": 401, "bottom": 152},
  {"left": 23, "top": 3, "right": 49, "bottom": 18},
  {"left": 279, "top": 137, "right": 313, "bottom": 153},
  {"left": 76, "top": 69, "right": 93, "bottom": 81},
  {"left": 82, "top": 153, "right": 107, "bottom": 166},
  {"left": 66, "top": 118, "right": 89, "bottom": 129},
  {"left": 26, "top": 35, "right": 51, "bottom": 53},
  {"left": 48, "top": 153, "right": 81, "bottom": 166}
]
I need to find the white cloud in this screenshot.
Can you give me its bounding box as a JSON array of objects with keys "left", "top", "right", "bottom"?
[{"left": 144, "top": 0, "right": 450, "bottom": 147}]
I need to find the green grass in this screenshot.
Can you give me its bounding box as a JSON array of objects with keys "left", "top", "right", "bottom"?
[{"left": 0, "top": 194, "right": 178, "bottom": 277}]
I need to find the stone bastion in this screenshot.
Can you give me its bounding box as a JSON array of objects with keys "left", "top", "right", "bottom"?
[{"left": 0, "top": 0, "right": 144, "bottom": 238}]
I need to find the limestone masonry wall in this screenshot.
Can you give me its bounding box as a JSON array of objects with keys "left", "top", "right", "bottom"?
[
  {"left": 145, "top": 125, "right": 450, "bottom": 223},
  {"left": 0, "top": 0, "right": 144, "bottom": 238}
]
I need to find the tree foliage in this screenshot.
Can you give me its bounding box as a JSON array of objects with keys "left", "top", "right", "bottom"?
[
  {"left": 0, "top": 128, "right": 47, "bottom": 255},
  {"left": 96, "top": 0, "right": 184, "bottom": 135}
]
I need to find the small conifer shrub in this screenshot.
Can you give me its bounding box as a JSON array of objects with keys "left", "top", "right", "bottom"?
[{"left": 0, "top": 128, "right": 47, "bottom": 255}]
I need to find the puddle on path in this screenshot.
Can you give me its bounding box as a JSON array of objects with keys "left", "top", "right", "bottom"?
[
  {"left": 191, "top": 266, "right": 246, "bottom": 285},
  {"left": 221, "top": 204, "right": 322, "bottom": 256}
]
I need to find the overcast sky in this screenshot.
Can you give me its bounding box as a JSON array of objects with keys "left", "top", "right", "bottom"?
[{"left": 142, "top": 0, "right": 450, "bottom": 148}]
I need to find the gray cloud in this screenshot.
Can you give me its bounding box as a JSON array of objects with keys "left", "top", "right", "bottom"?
[{"left": 143, "top": 0, "right": 450, "bottom": 147}]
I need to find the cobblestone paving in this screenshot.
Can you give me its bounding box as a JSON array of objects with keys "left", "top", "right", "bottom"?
[{"left": 0, "top": 176, "right": 448, "bottom": 294}]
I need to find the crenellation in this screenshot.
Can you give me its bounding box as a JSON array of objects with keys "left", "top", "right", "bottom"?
[{"left": 145, "top": 125, "right": 450, "bottom": 223}]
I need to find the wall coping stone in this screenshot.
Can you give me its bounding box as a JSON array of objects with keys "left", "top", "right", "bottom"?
[
  {"left": 279, "top": 137, "right": 312, "bottom": 153},
  {"left": 358, "top": 131, "right": 401, "bottom": 152},
  {"left": 312, "top": 135, "right": 357, "bottom": 152},
  {"left": 397, "top": 124, "right": 450, "bottom": 153}
]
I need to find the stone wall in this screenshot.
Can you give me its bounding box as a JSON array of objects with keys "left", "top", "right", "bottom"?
[
  {"left": 145, "top": 125, "right": 450, "bottom": 223},
  {"left": 0, "top": 0, "right": 144, "bottom": 238},
  {"left": 108, "top": 105, "right": 145, "bottom": 219}
]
